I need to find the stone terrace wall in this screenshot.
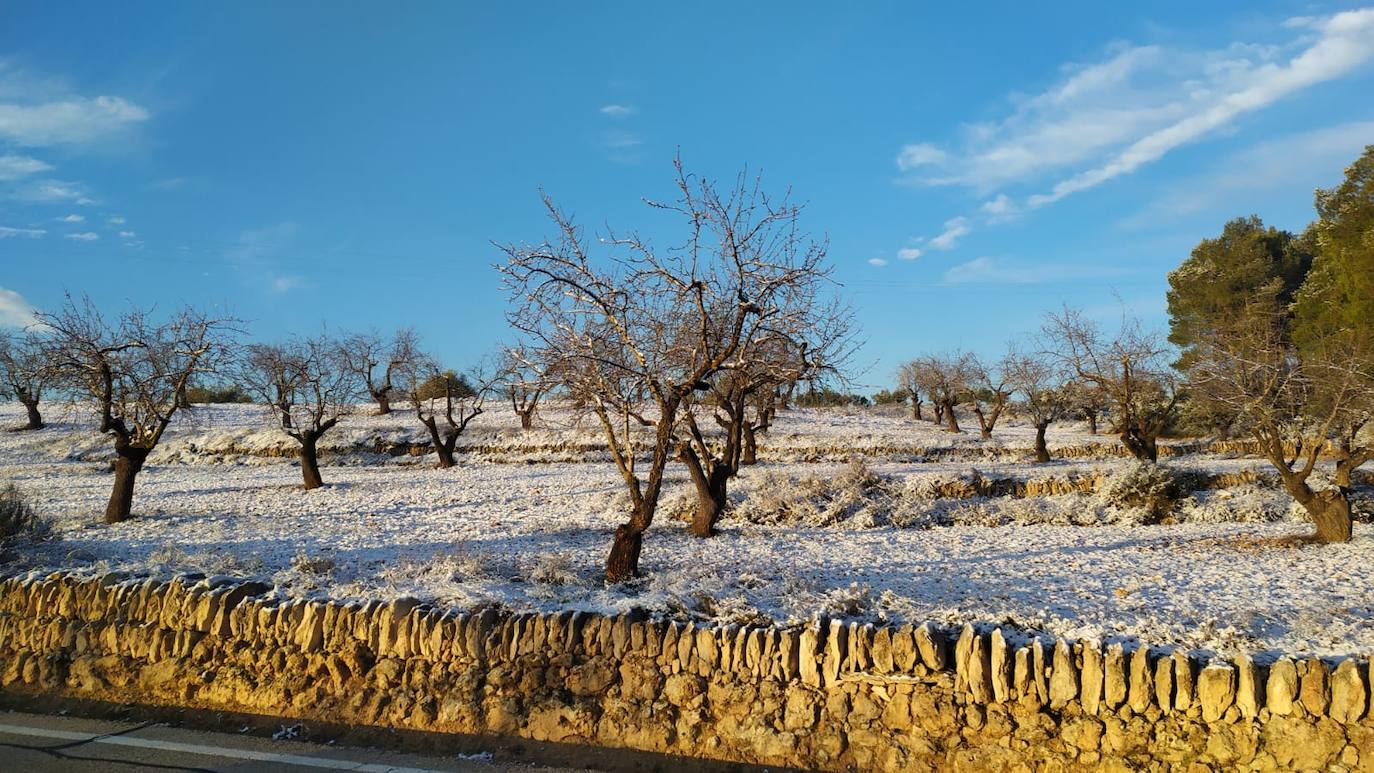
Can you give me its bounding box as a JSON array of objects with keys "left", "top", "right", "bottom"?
[{"left": 0, "top": 572, "right": 1371, "bottom": 771}]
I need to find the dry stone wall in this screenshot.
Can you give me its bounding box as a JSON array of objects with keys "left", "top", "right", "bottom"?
[{"left": 1, "top": 571, "right": 1371, "bottom": 771}]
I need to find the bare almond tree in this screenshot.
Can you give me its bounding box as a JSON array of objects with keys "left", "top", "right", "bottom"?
[
  {"left": 1003, "top": 346, "right": 1068, "bottom": 463},
  {"left": 895, "top": 362, "right": 922, "bottom": 420},
  {"left": 1043, "top": 307, "right": 1180, "bottom": 461},
  {"left": 0, "top": 328, "right": 51, "bottom": 431},
  {"left": 241, "top": 335, "right": 359, "bottom": 489},
  {"left": 904, "top": 353, "right": 975, "bottom": 433},
  {"left": 968, "top": 354, "right": 1013, "bottom": 440},
  {"left": 498, "top": 347, "right": 546, "bottom": 431},
  {"left": 341, "top": 328, "right": 418, "bottom": 415},
  {"left": 1061, "top": 379, "right": 1109, "bottom": 435},
  {"left": 678, "top": 305, "right": 854, "bottom": 537},
  {"left": 1186, "top": 303, "right": 1370, "bottom": 542},
  {"left": 402, "top": 355, "right": 493, "bottom": 468},
  {"left": 499, "top": 159, "right": 839, "bottom": 581},
  {"left": 41, "top": 297, "right": 238, "bottom": 522}
]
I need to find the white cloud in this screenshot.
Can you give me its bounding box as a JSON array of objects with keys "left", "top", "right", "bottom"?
[
  {"left": 0, "top": 153, "right": 51, "bottom": 180},
  {"left": 599, "top": 104, "right": 636, "bottom": 117},
  {"left": 15, "top": 179, "right": 93, "bottom": 204},
  {"left": 943, "top": 256, "right": 1130, "bottom": 284},
  {"left": 895, "top": 143, "right": 947, "bottom": 171},
  {"left": 117, "top": 230, "right": 136, "bottom": 238},
  {"left": 896, "top": 247, "right": 922, "bottom": 260},
  {"left": 981, "top": 194, "right": 1017, "bottom": 217},
  {"left": 0, "top": 287, "right": 41, "bottom": 328},
  {"left": 868, "top": 257, "right": 888, "bottom": 267},
  {"left": 896, "top": 8, "right": 1374, "bottom": 209},
  {"left": 0, "top": 94, "right": 148, "bottom": 146},
  {"left": 107, "top": 215, "right": 125, "bottom": 225},
  {"left": 927, "top": 216, "right": 971, "bottom": 250},
  {"left": 0, "top": 226, "right": 45, "bottom": 238},
  {"left": 1121, "top": 119, "right": 1374, "bottom": 227},
  {"left": 64, "top": 231, "right": 98, "bottom": 241},
  {"left": 60, "top": 213, "right": 83, "bottom": 223},
  {"left": 602, "top": 130, "right": 643, "bottom": 149},
  {"left": 270, "top": 275, "right": 303, "bottom": 293}
]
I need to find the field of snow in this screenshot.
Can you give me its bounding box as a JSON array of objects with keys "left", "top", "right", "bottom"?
[{"left": 1, "top": 400, "right": 1371, "bottom": 661}]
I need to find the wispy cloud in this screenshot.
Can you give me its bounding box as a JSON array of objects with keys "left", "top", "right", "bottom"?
[
  {"left": 868, "top": 257, "right": 888, "bottom": 267},
  {"left": 64, "top": 231, "right": 98, "bottom": 241},
  {"left": 117, "top": 229, "right": 136, "bottom": 238},
  {"left": 270, "top": 275, "right": 303, "bottom": 293},
  {"left": 0, "top": 287, "right": 41, "bottom": 328},
  {"left": 0, "top": 225, "right": 45, "bottom": 238},
  {"left": 14, "top": 179, "right": 93, "bottom": 204},
  {"left": 59, "top": 213, "right": 83, "bottom": 223},
  {"left": 896, "top": 247, "right": 922, "bottom": 260},
  {"left": 897, "top": 8, "right": 1374, "bottom": 211},
  {"left": 927, "top": 216, "right": 970, "bottom": 250},
  {"left": 227, "top": 222, "right": 305, "bottom": 293},
  {"left": 599, "top": 104, "right": 636, "bottom": 117},
  {"left": 107, "top": 215, "right": 125, "bottom": 225},
  {"left": 1120, "top": 118, "right": 1374, "bottom": 227},
  {"left": 943, "top": 256, "right": 1130, "bottom": 284},
  {"left": 0, "top": 153, "right": 51, "bottom": 180},
  {"left": 0, "top": 61, "right": 149, "bottom": 147}
]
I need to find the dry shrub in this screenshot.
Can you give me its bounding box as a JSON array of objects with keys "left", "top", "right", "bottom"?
[
  {"left": 0, "top": 484, "right": 52, "bottom": 548},
  {"left": 1094, "top": 461, "right": 1187, "bottom": 523}
]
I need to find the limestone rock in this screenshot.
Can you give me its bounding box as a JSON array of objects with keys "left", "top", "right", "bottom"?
[
  {"left": 1329, "top": 658, "right": 1366, "bottom": 724},
  {"left": 1103, "top": 643, "right": 1126, "bottom": 710},
  {"left": 1048, "top": 638, "right": 1077, "bottom": 710},
  {"left": 1128, "top": 646, "right": 1153, "bottom": 713},
  {"left": 989, "top": 629, "right": 1011, "bottom": 703},
  {"left": 915, "top": 622, "right": 947, "bottom": 671},
  {"left": 1267, "top": 658, "right": 1298, "bottom": 716},
  {"left": 1173, "top": 650, "right": 1194, "bottom": 712},
  {"left": 1080, "top": 641, "right": 1103, "bottom": 715},
  {"left": 1235, "top": 654, "right": 1260, "bottom": 720},
  {"left": 1197, "top": 663, "right": 1235, "bottom": 723},
  {"left": 1299, "top": 657, "right": 1329, "bottom": 716}
]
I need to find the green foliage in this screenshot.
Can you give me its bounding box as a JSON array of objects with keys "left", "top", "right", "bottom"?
[
  {"left": 794, "top": 386, "right": 869, "bottom": 408},
  {"left": 1166, "top": 215, "right": 1313, "bottom": 367},
  {"left": 871, "top": 388, "right": 909, "bottom": 406},
  {"left": 185, "top": 383, "right": 253, "bottom": 404},
  {"left": 1293, "top": 145, "right": 1374, "bottom": 356},
  {"left": 414, "top": 370, "right": 475, "bottom": 402}
]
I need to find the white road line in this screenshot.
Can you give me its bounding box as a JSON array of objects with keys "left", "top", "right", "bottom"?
[{"left": 0, "top": 721, "right": 458, "bottom": 772}]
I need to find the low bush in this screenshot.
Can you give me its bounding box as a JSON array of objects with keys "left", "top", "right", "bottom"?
[
  {"left": 0, "top": 484, "right": 52, "bottom": 551},
  {"left": 1093, "top": 461, "right": 1188, "bottom": 523}
]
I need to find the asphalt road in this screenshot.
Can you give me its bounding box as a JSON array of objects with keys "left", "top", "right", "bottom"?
[{"left": 0, "top": 710, "right": 587, "bottom": 773}]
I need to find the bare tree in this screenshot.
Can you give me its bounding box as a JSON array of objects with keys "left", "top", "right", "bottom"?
[
  {"left": 1186, "top": 303, "right": 1370, "bottom": 542},
  {"left": 904, "top": 353, "right": 975, "bottom": 433},
  {"left": 0, "top": 328, "right": 51, "bottom": 431},
  {"left": 341, "top": 328, "right": 418, "bottom": 415},
  {"left": 678, "top": 305, "right": 853, "bottom": 537},
  {"left": 499, "top": 159, "right": 840, "bottom": 581},
  {"left": 896, "top": 362, "right": 922, "bottom": 420},
  {"left": 241, "top": 335, "right": 359, "bottom": 489},
  {"left": 1060, "top": 379, "right": 1109, "bottom": 435},
  {"left": 967, "top": 354, "right": 1013, "bottom": 440},
  {"left": 41, "top": 297, "right": 237, "bottom": 522},
  {"left": 1003, "top": 347, "right": 1068, "bottom": 463},
  {"left": 498, "top": 347, "right": 546, "bottom": 431},
  {"left": 402, "top": 355, "right": 493, "bottom": 468},
  {"left": 1043, "top": 308, "right": 1180, "bottom": 461}
]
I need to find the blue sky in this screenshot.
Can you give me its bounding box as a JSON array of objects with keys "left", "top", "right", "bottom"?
[{"left": 2, "top": 2, "right": 1372, "bottom": 388}]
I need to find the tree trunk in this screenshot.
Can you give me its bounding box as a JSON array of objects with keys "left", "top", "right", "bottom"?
[
  {"left": 300, "top": 434, "right": 325, "bottom": 489},
  {"left": 1121, "top": 428, "right": 1158, "bottom": 462},
  {"left": 740, "top": 424, "right": 758, "bottom": 466},
  {"left": 422, "top": 418, "right": 457, "bottom": 468},
  {"left": 605, "top": 523, "right": 644, "bottom": 583},
  {"left": 932, "top": 402, "right": 944, "bottom": 426},
  {"left": 1034, "top": 423, "right": 1051, "bottom": 463},
  {"left": 518, "top": 408, "right": 535, "bottom": 431},
  {"left": 943, "top": 402, "right": 961, "bottom": 433},
  {"left": 973, "top": 408, "right": 993, "bottom": 440},
  {"left": 373, "top": 390, "right": 392, "bottom": 416},
  {"left": 1086, "top": 411, "right": 1098, "bottom": 435},
  {"left": 911, "top": 398, "right": 921, "bottom": 421},
  {"left": 1307, "top": 490, "right": 1353, "bottom": 543},
  {"left": 688, "top": 466, "right": 731, "bottom": 538},
  {"left": 19, "top": 398, "right": 43, "bottom": 431},
  {"left": 104, "top": 448, "right": 148, "bottom": 523}
]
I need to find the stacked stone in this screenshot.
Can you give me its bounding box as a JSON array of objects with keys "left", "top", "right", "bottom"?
[{"left": 1, "top": 571, "right": 1372, "bottom": 771}]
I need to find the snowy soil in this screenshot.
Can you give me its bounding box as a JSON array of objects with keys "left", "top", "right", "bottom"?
[{"left": 2, "top": 401, "right": 1371, "bottom": 661}]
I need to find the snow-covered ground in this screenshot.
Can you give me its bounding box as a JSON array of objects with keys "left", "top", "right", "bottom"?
[{"left": 1, "top": 400, "right": 1370, "bottom": 661}]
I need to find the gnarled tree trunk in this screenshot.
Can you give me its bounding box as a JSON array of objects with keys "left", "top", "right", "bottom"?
[
  {"left": 606, "top": 523, "right": 644, "bottom": 583},
  {"left": 1033, "top": 422, "right": 1051, "bottom": 463},
  {"left": 911, "top": 397, "right": 922, "bottom": 421},
  {"left": 105, "top": 447, "right": 149, "bottom": 523},
  {"left": 19, "top": 397, "right": 43, "bottom": 431},
  {"left": 942, "top": 401, "right": 961, "bottom": 433},
  {"left": 372, "top": 389, "right": 392, "bottom": 416},
  {"left": 1086, "top": 411, "right": 1098, "bottom": 435},
  {"left": 299, "top": 433, "right": 325, "bottom": 489},
  {"left": 1120, "top": 428, "right": 1158, "bottom": 461},
  {"left": 740, "top": 423, "right": 758, "bottom": 466},
  {"left": 517, "top": 407, "right": 536, "bottom": 431}
]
